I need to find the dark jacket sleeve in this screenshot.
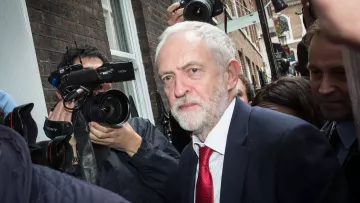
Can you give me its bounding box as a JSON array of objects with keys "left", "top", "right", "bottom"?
[
  {"left": 276, "top": 123, "right": 349, "bottom": 203},
  {"left": 126, "top": 117, "right": 180, "bottom": 202},
  {"left": 31, "top": 164, "right": 130, "bottom": 203}
]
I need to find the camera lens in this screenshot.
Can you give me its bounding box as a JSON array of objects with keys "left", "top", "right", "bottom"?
[
  {"left": 183, "top": 0, "right": 213, "bottom": 22},
  {"left": 100, "top": 96, "right": 123, "bottom": 125},
  {"left": 82, "top": 90, "right": 130, "bottom": 127}
]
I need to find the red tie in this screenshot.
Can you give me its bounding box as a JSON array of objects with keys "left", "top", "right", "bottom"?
[{"left": 196, "top": 146, "right": 214, "bottom": 203}]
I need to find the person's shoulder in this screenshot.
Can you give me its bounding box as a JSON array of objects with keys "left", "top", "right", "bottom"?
[
  {"left": 0, "top": 124, "right": 14, "bottom": 132},
  {"left": 32, "top": 164, "right": 130, "bottom": 203},
  {"left": 251, "top": 106, "right": 310, "bottom": 126},
  {"left": 127, "top": 117, "right": 153, "bottom": 135},
  {"left": 248, "top": 106, "right": 315, "bottom": 136},
  {"left": 127, "top": 117, "right": 151, "bottom": 127}
]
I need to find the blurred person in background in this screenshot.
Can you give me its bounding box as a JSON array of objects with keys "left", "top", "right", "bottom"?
[
  {"left": 251, "top": 77, "right": 323, "bottom": 128},
  {"left": 294, "top": 0, "right": 316, "bottom": 78}
]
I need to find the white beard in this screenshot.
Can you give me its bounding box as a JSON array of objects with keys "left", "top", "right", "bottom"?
[{"left": 171, "top": 79, "right": 229, "bottom": 134}]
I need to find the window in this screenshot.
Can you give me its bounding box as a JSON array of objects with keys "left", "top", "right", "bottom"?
[
  {"left": 277, "top": 14, "right": 294, "bottom": 41},
  {"left": 102, "top": 0, "right": 154, "bottom": 122}
]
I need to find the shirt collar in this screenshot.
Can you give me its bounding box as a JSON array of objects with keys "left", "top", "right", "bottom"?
[
  {"left": 336, "top": 120, "right": 356, "bottom": 149},
  {"left": 192, "top": 98, "right": 236, "bottom": 156}
]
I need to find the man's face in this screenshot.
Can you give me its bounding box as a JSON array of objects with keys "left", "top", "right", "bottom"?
[
  {"left": 237, "top": 79, "right": 248, "bottom": 103},
  {"left": 308, "top": 34, "right": 352, "bottom": 121},
  {"left": 73, "top": 56, "right": 111, "bottom": 94},
  {"left": 157, "top": 31, "right": 238, "bottom": 133}
]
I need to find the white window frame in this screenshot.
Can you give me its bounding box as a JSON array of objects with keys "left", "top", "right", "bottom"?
[
  {"left": 102, "top": 0, "right": 154, "bottom": 123},
  {"left": 299, "top": 14, "right": 307, "bottom": 37}
]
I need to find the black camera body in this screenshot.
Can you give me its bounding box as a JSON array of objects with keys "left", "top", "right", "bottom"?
[
  {"left": 48, "top": 62, "right": 134, "bottom": 127},
  {"left": 38, "top": 61, "right": 136, "bottom": 175},
  {"left": 49, "top": 62, "right": 135, "bottom": 102},
  {"left": 179, "top": 0, "right": 223, "bottom": 22},
  {"left": 2, "top": 103, "right": 39, "bottom": 150}
]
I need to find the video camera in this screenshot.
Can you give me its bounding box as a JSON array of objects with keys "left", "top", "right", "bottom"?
[
  {"left": 48, "top": 61, "right": 135, "bottom": 127},
  {"left": 179, "top": 0, "right": 224, "bottom": 22},
  {"left": 37, "top": 59, "right": 136, "bottom": 175}
]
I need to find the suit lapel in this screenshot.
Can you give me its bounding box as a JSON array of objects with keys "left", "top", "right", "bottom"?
[
  {"left": 180, "top": 144, "right": 198, "bottom": 203},
  {"left": 220, "top": 98, "right": 251, "bottom": 203}
]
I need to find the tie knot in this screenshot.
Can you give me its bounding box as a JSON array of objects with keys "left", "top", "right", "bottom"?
[{"left": 198, "top": 146, "right": 213, "bottom": 166}]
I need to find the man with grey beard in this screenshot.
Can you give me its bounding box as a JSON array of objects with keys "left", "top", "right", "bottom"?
[{"left": 156, "top": 21, "right": 348, "bottom": 203}]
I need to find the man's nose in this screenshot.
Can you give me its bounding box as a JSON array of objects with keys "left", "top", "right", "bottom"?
[
  {"left": 318, "top": 75, "right": 336, "bottom": 95},
  {"left": 174, "top": 77, "right": 189, "bottom": 98}
]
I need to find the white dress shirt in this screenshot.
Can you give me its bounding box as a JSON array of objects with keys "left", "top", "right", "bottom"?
[{"left": 192, "top": 98, "right": 236, "bottom": 203}]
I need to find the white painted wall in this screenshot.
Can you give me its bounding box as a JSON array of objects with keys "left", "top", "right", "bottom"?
[{"left": 0, "top": 0, "right": 48, "bottom": 141}]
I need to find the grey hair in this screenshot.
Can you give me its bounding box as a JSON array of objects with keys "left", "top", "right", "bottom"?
[{"left": 155, "top": 21, "right": 236, "bottom": 71}]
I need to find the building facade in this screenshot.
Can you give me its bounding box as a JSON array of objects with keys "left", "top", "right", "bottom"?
[
  {"left": 273, "top": 0, "right": 306, "bottom": 62},
  {"left": 0, "top": 0, "right": 276, "bottom": 140},
  {"left": 26, "top": 0, "right": 155, "bottom": 123},
  {"left": 26, "top": 0, "right": 274, "bottom": 108}
]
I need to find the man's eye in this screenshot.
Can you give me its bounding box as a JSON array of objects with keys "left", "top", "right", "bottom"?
[
  {"left": 190, "top": 68, "right": 198, "bottom": 73},
  {"left": 162, "top": 75, "right": 172, "bottom": 82}
]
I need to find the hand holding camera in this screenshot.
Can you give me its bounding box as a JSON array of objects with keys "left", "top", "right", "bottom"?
[
  {"left": 167, "top": 2, "right": 184, "bottom": 26},
  {"left": 42, "top": 51, "right": 139, "bottom": 176},
  {"left": 89, "top": 121, "right": 142, "bottom": 157}
]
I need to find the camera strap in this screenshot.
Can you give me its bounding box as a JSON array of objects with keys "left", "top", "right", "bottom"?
[
  {"left": 72, "top": 110, "right": 99, "bottom": 185},
  {"left": 43, "top": 118, "right": 73, "bottom": 140}
]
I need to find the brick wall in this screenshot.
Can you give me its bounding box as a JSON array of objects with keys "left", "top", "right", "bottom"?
[
  {"left": 222, "top": 0, "right": 264, "bottom": 88},
  {"left": 26, "top": 0, "right": 110, "bottom": 112},
  {"left": 131, "top": 0, "right": 171, "bottom": 120}
]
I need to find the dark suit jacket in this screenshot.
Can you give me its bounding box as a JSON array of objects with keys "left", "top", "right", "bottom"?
[{"left": 166, "top": 98, "right": 349, "bottom": 203}]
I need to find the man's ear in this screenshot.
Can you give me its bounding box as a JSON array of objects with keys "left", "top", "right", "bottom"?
[{"left": 226, "top": 59, "right": 240, "bottom": 92}]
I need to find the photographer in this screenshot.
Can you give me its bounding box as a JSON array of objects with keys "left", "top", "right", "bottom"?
[{"left": 47, "top": 45, "right": 179, "bottom": 203}]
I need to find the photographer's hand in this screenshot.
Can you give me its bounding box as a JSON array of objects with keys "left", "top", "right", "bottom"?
[
  {"left": 48, "top": 101, "right": 74, "bottom": 122},
  {"left": 167, "top": 2, "right": 184, "bottom": 26},
  {"left": 48, "top": 101, "right": 78, "bottom": 164},
  {"left": 89, "top": 122, "right": 142, "bottom": 157}
]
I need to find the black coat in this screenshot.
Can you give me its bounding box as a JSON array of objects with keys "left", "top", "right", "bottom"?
[
  {"left": 322, "top": 121, "right": 360, "bottom": 203},
  {"left": 166, "top": 98, "right": 349, "bottom": 203},
  {"left": 0, "top": 125, "right": 129, "bottom": 203}
]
